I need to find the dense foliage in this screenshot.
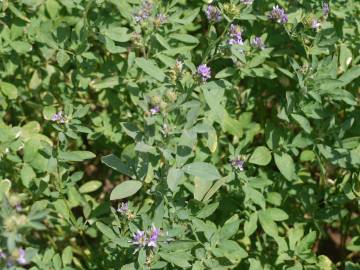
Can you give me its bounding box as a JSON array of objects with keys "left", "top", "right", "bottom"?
[{"left": 0, "top": 0, "right": 359, "bottom": 269}]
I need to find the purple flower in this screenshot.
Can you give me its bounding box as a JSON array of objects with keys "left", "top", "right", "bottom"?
[
  {"left": 16, "top": 248, "right": 27, "bottom": 265},
  {"left": 228, "top": 24, "right": 243, "bottom": 45},
  {"left": 150, "top": 106, "right": 160, "bottom": 115},
  {"left": 231, "top": 157, "right": 245, "bottom": 171},
  {"left": 205, "top": 5, "right": 222, "bottom": 22},
  {"left": 132, "top": 230, "right": 147, "bottom": 247},
  {"left": 311, "top": 18, "right": 321, "bottom": 30},
  {"left": 0, "top": 251, "right": 6, "bottom": 260},
  {"left": 134, "top": 1, "right": 153, "bottom": 23},
  {"left": 323, "top": 2, "right": 329, "bottom": 17},
  {"left": 15, "top": 203, "right": 22, "bottom": 212},
  {"left": 268, "top": 5, "right": 288, "bottom": 24},
  {"left": 175, "top": 60, "right": 184, "bottom": 73},
  {"left": 117, "top": 202, "right": 128, "bottom": 214},
  {"left": 51, "top": 111, "right": 65, "bottom": 123},
  {"left": 251, "top": 36, "right": 265, "bottom": 49},
  {"left": 155, "top": 13, "right": 167, "bottom": 25},
  {"left": 148, "top": 225, "right": 160, "bottom": 247},
  {"left": 241, "top": 0, "right": 253, "bottom": 5},
  {"left": 197, "top": 64, "right": 211, "bottom": 82}
]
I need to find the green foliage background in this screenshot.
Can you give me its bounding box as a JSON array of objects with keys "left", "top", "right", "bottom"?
[{"left": 0, "top": 0, "right": 359, "bottom": 269}]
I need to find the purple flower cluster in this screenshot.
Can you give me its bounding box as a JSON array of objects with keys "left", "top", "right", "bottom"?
[
  {"left": 205, "top": 5, "right": 222, "bottom": 22},
  {"left": 231, "top": 157, "right": 245, "bottom": 171},
  {"left": 251, "top": 36, "right": 265, "bottom": 49},
  {"left": 241, "top": 0, "right": 253, "bottom": 5},
  {"left": 268, "top": 5, "right": 288, "bottom": 24},
  {"left": 132, "top": 225, "right": 161, "bottom": 250},
  {"left": 117, "top": 202, "right": 129, "bottom": 214},
  {"left": 228, "top": 24, "right": 243, "bottom": 45},
  {"left": 197, "top": 64, "right": 211, "bottom": 82},
  {"left": 17, "top": 248, "right": 27, "bottom": 265},
  {"left": 323, "top": 2, "right": 330, "bottom": 17},
  {"left": 311, "top": 18, "right": 321, "bottom": 30},
  {"left": 154, "top": 13, "right": 167, "bottom": 25},
  {"left": 0, "top": 248, "right": 27, "bottom": 267},
  {"left": 132, "top": 230, "right": 147, "bottom": 247},
  {"left": 150, "top": 106, "right": 160, "bottom": 115},
  {"left": 134, "top": 1, "right": 153, "bottom": 23},
  {"left": 51, "top": 111, "right": 65, "bottom": 123},
  {"left": 148, "top": 225, "right": 160, "bottom": 247}
]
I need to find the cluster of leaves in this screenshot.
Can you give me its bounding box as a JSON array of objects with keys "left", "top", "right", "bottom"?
[{"left": 0, "top": 0, "right": 359, "bottom": 269}]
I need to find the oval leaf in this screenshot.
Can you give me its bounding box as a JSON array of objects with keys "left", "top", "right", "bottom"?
[
  {"left": 249, "top": 146, "right": 272, "bottom": 166},
  {"left": 110, "top": 180, "right": 142, "bottom": 200},
  {"left": 79, "top": 180, "right": 102, "bottom": 193},
  {"left": 182, "top": 162, "right": 221, "bottom": 181}
]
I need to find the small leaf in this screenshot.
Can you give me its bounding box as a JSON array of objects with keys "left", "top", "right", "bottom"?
[
  {"left": 197, "top": 202, "right": 219, "bottom": 219},
  {"left": 183, "top": 162, "right": 221, "bottom": 181},
  {"left": 79, "top": 180, "right": 102, "bottom": 193},
  {"left": 265, "top": 208, "right": 289, "bottom": 221},
  {"left": 110, "top": 180, "right": 142, "bottom": 200},
  {"left": 259, "top": 210, "right": 278, "bottom": 238},
  {"left": 96, "top": 222, "right": 117, "bottom": 239},
  {"left": 101, "top": 154, "right": 133, "bottom": 177},
  {"left": 193, "top": 177, "right": 212, "bottom": 201},
  {"left": 158, "top": 252, "right": 191, "bottom": 268},
  {"left": 58, "top": 151, "right": 95, "bottom": 162},
  {"left": 11, "top": 41, "right": 32, "bottom": 54},
  {"left": 0, "top": 81, "right": 18, "bottom": 99},
  {"left": 244, "top": 212, "right": 258, "bottom": 237},
  {"left": 274, "top": 152, "right": 296, "bottom": 180},
  {"left": 291, "top": 114, "right": 313, "bottom": 133},
  {"left": 167, "top": 167, "right": 184, "bottom": 192},
  {"left": 56, "top": 50, "right": 70, "bottom": 66},
  {"left": 135, "top": 58, "right": 165, "bottom": 82},
  {"left": 249, "top": 146, "right": 272, "bottom": 166},
  {"left": 61, "top": 246, "right": 73, "bottom": 266}
]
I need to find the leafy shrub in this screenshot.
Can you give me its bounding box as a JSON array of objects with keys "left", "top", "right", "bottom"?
[{"left": 0, "top": 0, "right": 359, "bottom": 269}]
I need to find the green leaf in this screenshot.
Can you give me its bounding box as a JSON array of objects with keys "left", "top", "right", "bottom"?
[
  {"left": 183, "top": 162, "right": 221, "bottom": 181},
  {"left": 101, "top": 154, "right": 133, "bottom": 177},
  {"left": 79, "top": 180, "right": 102, "bottom": 193},
  {"left": 296, "top": 231, "right": 317, "bottom": 253},
  {"left": 193, "top": 177, "right": 212, "bottom": 201},
  {"left": 62, "top": 246, "right": 73, "bottom": 266},
  {"left": 265, "top": 208, "right": 289, "bottom": 221},
  {"left": 102, "top": 26, "right": 131, "bottom": 42},
  {"left": 197, "top": 202, "right": 219, "bottom": 219},
  {"left": 339, "top": 66, "right": 360, "bottom": 85},
  {"left": 53, "top": 199, "right": 70, "bottom": 220},
  {"left": 170, "top": 33, "right": 199, "bottom": 44},
  {"left": 92, "top": 76, "right": 119, "bottom": 91},
  {"left": 219, "top": 215, "right": 240, "bottom": 239},
  {"left": 167, "top": 167, "right": 184, "bottom": 192},
  {"left": 21, "top": 164, "right": 36, "bottom": 188},
  {"left": 0, "top": 81, "right": 18, "bottom": 99},
  {"left": 135, "top": 58, "right": 165, "bottom": 82},
  {"left": 110, "top": 180, "right": 142, "bottom": 200},
  {"left": 202, "top": 174, "right": 233, "bottom": 202},
  {"left": 58, "top": 151, "right": 96, "bottom": 162},
  {"left": 96, "top": 222, "right": 117, "bottom": 239},
  {"left": 258, "top": 210, "right": 278, "bottom": 238},
  {"left": 11, "top": 41, "right": 32, "bottom": 54},
  {"left": 244, "top": 212, "right": 258, "bottom": 237},
  {"left": 158, "top": 252, "right": 191, "bottom": 268},
  {"left": 291, "top": 114, "right": 313, "bottom": 133},
  {"left": 249, "top": 146, "right": 272, "bottom": 166},
  {"left": 215, "top": 67, "right": 236, "bottom": 78},
  {"left": 274, "top": 152, "right": 296, "bottom": 180},
  {"left": 217, "top": 240, "right": 248, "bottom": 263},
  {"left": 56, "top": 50, "right": 70, "bottom": 66}
]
